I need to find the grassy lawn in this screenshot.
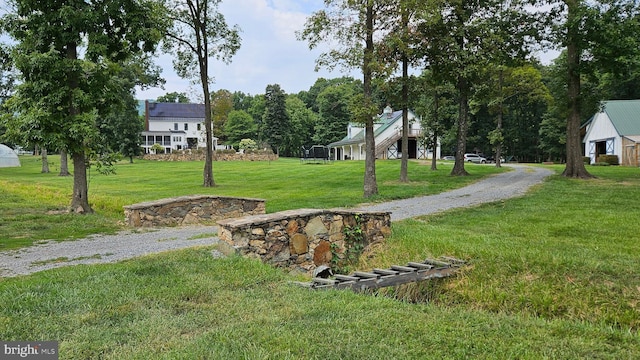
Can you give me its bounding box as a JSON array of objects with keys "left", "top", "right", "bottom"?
[
  {"left": 1, "top": 157, "right": 639, "bottom": 358},
  {"left": 0, "top": 155, "right": 502, "bottom": 250}
]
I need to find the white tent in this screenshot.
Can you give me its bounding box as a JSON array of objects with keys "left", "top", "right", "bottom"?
[{"left": 0, "top": 144, "right": 21, "bottom": 167}]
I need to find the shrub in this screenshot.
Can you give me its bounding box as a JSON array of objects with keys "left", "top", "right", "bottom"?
[
  {"left": 150, "top": 143, "right": 165, "bottom": 154},
  {"left": 596, "top": 154, "right": 619, "bottom": 165},
  {"left": 583, "top": 156, "right": 591, "bottom": 165},
  {"left": 239, "top": 138, "right": 258, "bottom": 151}
]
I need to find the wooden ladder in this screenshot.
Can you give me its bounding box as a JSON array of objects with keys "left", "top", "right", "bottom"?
[{"left": 296, "top": 257, "right": 465, "bottom": 292}]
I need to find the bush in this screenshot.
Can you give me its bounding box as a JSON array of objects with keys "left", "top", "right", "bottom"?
[
  {"left": 239, "top": 138, "right": 257, "bottom": 151},
  {"left": 596, "top": 154, "right": 619, "bottom": 165},
  {"left": 583, "top": 156, "right": 591, "bottom": 165},
  {"left": 150, "top": 143, "right": 165, "bottom": 154}
]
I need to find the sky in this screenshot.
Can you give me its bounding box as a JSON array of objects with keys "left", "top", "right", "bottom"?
[
  {"left": 0, "top": 0, "right": 559, "bottom": 102},
  {"left": 138, "top": 0, "right": 559, "bottom": 102},
  {"left": 136, "top": 0, "right": 343, "bottom": 101}
]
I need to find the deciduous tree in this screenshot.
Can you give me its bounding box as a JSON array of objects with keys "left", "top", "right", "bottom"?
[
  {"left": 2, "top": 0, "right": 166, "bottom": 213},
  {"left": 224, "top": 109, "right": 256, "bottom": 147},
  {"left": 163, "top": 0, "right": 241, "bottom": 187}
]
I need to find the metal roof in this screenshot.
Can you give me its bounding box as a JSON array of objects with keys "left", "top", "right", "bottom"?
[
  {"left": 602, "top": 100, "right": 640, "bottom": 135},
  {"left": 329, "top": 110, "right": 405, "bottom": 147},
  {"left": 147, "top": 102, "right": 206, "bottom": 119}
]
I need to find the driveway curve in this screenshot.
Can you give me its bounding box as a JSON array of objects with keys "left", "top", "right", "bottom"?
[
  {"left": 0, "top": 164, "right": 554, "bottom": 277},
  {"left": 357, "top": 164, "right": 554, "bottom": 221}
]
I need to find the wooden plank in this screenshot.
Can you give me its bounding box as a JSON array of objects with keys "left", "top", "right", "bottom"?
[
  {"left": 334, "top": 267, "right": 458, "bottom": 291},
  {"left": 353, "top": 271, "right": 379, "bottom": 279},
  {"left": 373, "top": 268, "right": 399, "bottom": 276},
  {"left": 407, "top": 262, "right": 434, "bottom": 270},
  {"left": 334, "top": 274, "right": 360, "bottom": 282},
  {"left": 440, "top": 256, "right": 465, "bottom": 265},
  {"left": 390, "top": 265, "right": 417, "bottom": 272},
  {"left": 423, "top": 258, "right": 451, "bottom": 267},
  {"left": 312, "top": 278, "right": 337, "bottom": 285}
]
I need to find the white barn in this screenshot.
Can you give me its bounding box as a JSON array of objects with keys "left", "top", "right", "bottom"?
[
  {"left": 583, "top": 100, "right": 640, "bottom": 166},
  {"left": 329, "top": 106, "right": 440, "bottom": 161}
]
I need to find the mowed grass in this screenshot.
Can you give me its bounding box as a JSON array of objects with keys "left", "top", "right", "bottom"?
[
  {"left": 1, "top": 157, "right": 639, "bottom": 358},
  {"left": 0, "top": 155, "right": 502, "bottom": 249}
]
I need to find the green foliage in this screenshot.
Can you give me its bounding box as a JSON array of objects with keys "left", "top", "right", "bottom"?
[
  {"left": 224, "top": 110, "right": 257, "bottom": 146},
  {"left": 162, "top": 0, "right": 241, "bottom": 82},
  {"left": 238, "top": 138, "right": 257, "bottom": 151},
  {"left": 596, "top": 154, "right": 619, "bottom": 165},
  {"left": 313, "top": 84, "right": 355, "bottom": 145},
  {"left": 150, "top": 143, "right": 164, "bottom": 153},
  {"left": 285, "top": 95, "right": 318, "bottom": 152},
  {"left": 156, "top": 92, "right": 190, "bottom": 103},
  {"left": 262, "top": 84, "right": 290, "bottom": 155},
  {"left": 2, "top": 0, "right": 166, "bottom": 211},
  {"left": 331, "top": 214, "right": 365, "bottom": 274},
  {"left": 211, "top": 89, "right": 233, "bottom": 140}
]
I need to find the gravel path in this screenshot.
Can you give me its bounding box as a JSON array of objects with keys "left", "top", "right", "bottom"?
[
  {"left": 357, "top": 164, "right": 554, "bottom": 221},
  {"left": 0, "top": 164, "right": 553, "bottom": 278}
]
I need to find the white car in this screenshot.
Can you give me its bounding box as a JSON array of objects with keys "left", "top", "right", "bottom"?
[{"left": 464, "top": 153, "right": 487, "bottom": 164}]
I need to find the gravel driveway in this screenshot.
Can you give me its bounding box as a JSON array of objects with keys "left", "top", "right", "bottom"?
[{"left": 0, "top": 164, "right": 553, "bottom": 278}]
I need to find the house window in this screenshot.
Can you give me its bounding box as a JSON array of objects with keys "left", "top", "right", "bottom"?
[
  {"left": 197, "top": 123, "right": 201, "bottom": 131},
  {"left": 174, "top": 123, "right": 178, "bottom": 131},
  {"left": 164, "top": 136, "right": 171, "bottom": 145},
  {"left": 184, "top": 123, "right": 188, "bottom": 131}
]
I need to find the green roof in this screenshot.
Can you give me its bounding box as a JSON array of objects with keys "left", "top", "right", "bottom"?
[{"left": 603, "top": 100, "right": 640, "bottom": 135}]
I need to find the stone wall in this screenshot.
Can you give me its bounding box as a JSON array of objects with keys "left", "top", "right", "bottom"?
[
  {"left": 124, "top": 195, "right": 266, "bottom": 227},
  {"left": 217, "top": 209, "right": 391, "bottom": 274},
  {"left": 142, "top": 150, "right": 277, "bottom": 162}
]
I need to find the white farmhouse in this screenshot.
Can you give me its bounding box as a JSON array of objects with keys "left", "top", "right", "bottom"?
[
  {"left": 329, "top": 106, "right": 440, "bottom": 161},
  {"left": 583, "top": 100, "right": 640, "bottom": 166},
  {"left": 142, "top": 101, "right": 218, "bottom": 154}
]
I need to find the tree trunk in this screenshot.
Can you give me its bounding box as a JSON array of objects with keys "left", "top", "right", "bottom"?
[
  {"left": 562, "top": 0, "right": 593, "bottom": 179},
  {"left": 399, "top": 5, "right": 409, "bottom": 182},
  {"left": 430, "top": 91, "right": 439, "bottom": 171},
  {"left": 363, "top": 3, "right": 378, "bottom": 198},
  {"left": 59, "top": 150, "right": 70, "bottom": 176},
  {"left": 451, "top": 75, "right": 470, "bottom": 176},
  {"left": 495, "top": 69, "right": 503, "bottom": 168},
  {"left": 67, "top": 42, "right": 92, "bottom": 213},
  {"left": 431, "top": 129, "right": 438, "bottom": 171},
  {"left": 41, "top": 148, "right": 49, "bottom": 173},
  {"left": 199, "top": 22, "right": 215, "bottom": 187},
  {"left": 70, "top": 151, "right": 92, "bottom": 213},
  {"left": 203, "top": 83, "right": 215, "bottom": 187}
]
